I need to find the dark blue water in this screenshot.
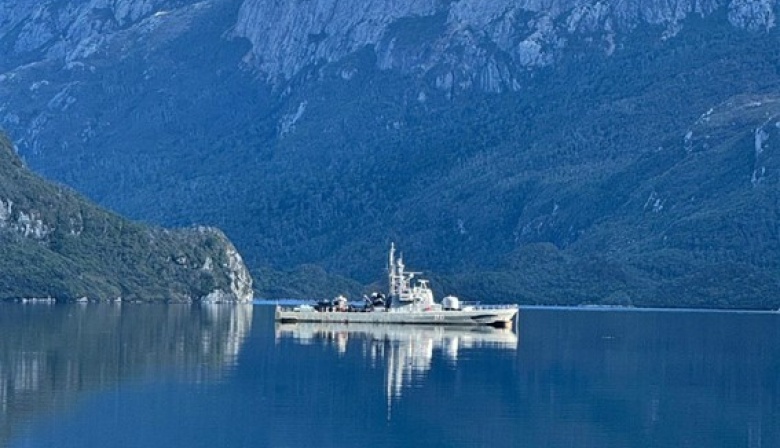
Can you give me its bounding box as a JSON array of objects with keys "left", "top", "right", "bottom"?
[{"left": 1, "top": 304, "right": 778, "bottom": 448}]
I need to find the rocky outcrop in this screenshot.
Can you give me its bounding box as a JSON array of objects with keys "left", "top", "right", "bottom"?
[
  {"left": 3, "top": 1, "right": 775, "bottom": 92},
  {"left": 0, "top": 198, "right": 54, "bottom": 240},
  {"left": 684, "top": 93, "right": 780, "bottom": 187},
  {"left": 0, "top": 0, "right": 212, "bottom": 73},
  {"left": 232, "top": 0, "right": 440, "bottom": 81},
  {"left": 729, "top": 0, "right": 777, "bottom": 30},
  {"left": 233, "top": 0, "right": 778, "bottom": 91},
  {"left": 192, "top": 226, "right": 255, "bottom": 302}
]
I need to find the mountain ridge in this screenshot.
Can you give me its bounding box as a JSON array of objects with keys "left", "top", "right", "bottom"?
[
  {"left": 234, "top": 0, "right": 777, "bottom": 89},
  {"left": 1, "top": 0, "right": 779, "bottom": 307}
]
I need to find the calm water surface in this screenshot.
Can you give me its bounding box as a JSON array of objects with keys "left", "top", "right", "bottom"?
[{"left": 1, "top": 304, "right": 778, "bottom": 448}]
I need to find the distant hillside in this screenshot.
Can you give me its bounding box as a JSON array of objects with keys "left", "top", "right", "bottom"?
[
  {"left": 0, "top": 132, "right": 253, "bottom": 302},
  {"left": 1, "top": 1, "right": 779, "bottom": 308}
]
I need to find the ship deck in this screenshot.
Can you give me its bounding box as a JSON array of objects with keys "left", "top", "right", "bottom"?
[{"left": 275, "top": 305, "right": 518, "bottom": 328}]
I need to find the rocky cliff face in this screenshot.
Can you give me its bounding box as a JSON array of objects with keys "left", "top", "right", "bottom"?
[
  {"left": 0, "top": 0, "right": 775, "bottom": 162},
  {"left": 2, "top": 0, "right": 776, "bottom": 88},
  {"left": 233, "top": 0, "right": 777, "bottom": 91},
  {"left": 0, "top": 0, "right": 195, "bottom": 66}
]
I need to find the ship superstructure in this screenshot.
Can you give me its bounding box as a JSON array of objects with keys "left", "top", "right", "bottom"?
[{"left": 275, "top": 243, "right": 518, "bottom": 327}]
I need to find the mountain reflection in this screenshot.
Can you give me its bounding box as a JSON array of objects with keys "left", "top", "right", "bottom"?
[
  {"left": 275, "top": 322, "right": 518, "bottom": 413},
  {"left": 0, "top": 303, "right": 253, "bottom": 447},
  {"left": 512, "top": 309, "right": 780, "bottom": 448}
]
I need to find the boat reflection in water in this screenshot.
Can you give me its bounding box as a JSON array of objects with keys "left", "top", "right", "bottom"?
[{"left": 275, "top": 322, "right": 518, "bottom": 416}]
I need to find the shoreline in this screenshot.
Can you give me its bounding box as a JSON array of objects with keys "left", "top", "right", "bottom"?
[{"left": 253, "top": 299, "right": 780, "bottom": 314}]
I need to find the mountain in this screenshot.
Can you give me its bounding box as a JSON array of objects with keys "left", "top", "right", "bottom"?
[
  {"left": 0, "top": 0, "right": 779, "bottom": 308},
  {"left": 0, "top": 132, "right": 253, "bottom": 302}
]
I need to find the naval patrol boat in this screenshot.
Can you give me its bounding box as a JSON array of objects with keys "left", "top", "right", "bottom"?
[{"left": 275, "top": 243, "right": 519, "bottom": 327}]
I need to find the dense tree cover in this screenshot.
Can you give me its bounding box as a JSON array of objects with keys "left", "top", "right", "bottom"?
[
  {"left": 0, "top": 133, "right": 250, "bottom": 301},
  {"left": 6, "top": 15, "right": 780, "bottom": 308}
]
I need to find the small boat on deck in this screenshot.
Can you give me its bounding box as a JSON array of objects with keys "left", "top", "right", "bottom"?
[{"left": 275, "top": 243, "right": 519, "bottom": 327}]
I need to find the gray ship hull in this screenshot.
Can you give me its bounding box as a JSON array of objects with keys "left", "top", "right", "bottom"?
[{"left": 275, "top": 306, "right": 518, "bottom": 328}]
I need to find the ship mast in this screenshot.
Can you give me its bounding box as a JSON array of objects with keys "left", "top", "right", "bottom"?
[{"left": 388, "top": 242, "right": 397, "bottom": 298}]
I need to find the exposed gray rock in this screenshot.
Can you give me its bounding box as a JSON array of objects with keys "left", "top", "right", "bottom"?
[
  {"left": 232, "top": 0, "right": 440, "bottom": 81},
  {"left": 232, "top": 0, "right": 777, "bottom": 92},
  {"left": 2, "top": 0, "right": 777, "bottom": 96},
  {"left": 728, "top": 0, "right": 776, "bottom": 30},
  {"left": 0, "top": 197, "right": 54, "bottom": 240},
  {"left": 1, "top": 0, "right": 203, "bottom": 69},
  {"left": 196, "top": 226, "right": 255, "bottom": 303}
]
